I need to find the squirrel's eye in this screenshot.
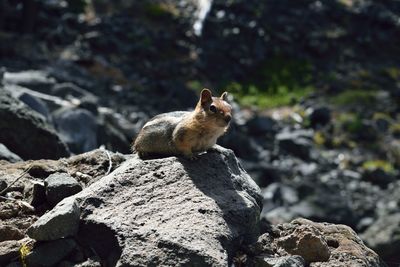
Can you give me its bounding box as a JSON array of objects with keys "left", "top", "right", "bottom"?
[{"left": 209, "top": 105, "right": 217, "bottom": 113}]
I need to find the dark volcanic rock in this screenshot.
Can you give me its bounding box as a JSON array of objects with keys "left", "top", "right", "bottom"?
[
  {"left": 44, "top": 146, "right": 262, "bottom": 266},
  {"left": 276, "top": 131, "right": 313, "bottom": 160},
  {"left": 0, "top": 88, "right": 69, "bottom": 160},
  {"left": 25, "top": 238, "right": 77, "bottom": 267},
  {"left": 45, "top": 173, "right": 83, "bottom": 205},
  {"left": 309, "top": 107, "right": 331, "bottom": 128},
  {"left": 53, "top": 107, "right": 98, "bottom": 154}
]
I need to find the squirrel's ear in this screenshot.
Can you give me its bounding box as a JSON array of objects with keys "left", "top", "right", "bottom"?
[
  {"left": 220, "top": 92, "right": 228, "bottom": 101},
  {"left": 200, "top": 88, "right": 213, "bottom": 105}
]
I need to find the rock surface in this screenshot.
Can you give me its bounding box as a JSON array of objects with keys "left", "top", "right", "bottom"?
[
  {"left": 45, "top": 173, "right": 82, "bottom": 205},
  {"left": 27, "top": 198, "right": 80, "bottom": 241},
  {"left": 0, "top": 88, "right": 69, "bottom": 160},
  {"left": 247, "top": 218, "right": 385, "bottom": 267},
  {"left": 40, "top": 146, "right": 262, "bottom": 266}
]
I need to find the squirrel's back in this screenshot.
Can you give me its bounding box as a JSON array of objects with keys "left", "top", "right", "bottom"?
[{"left": 133, "top": 111, "right": 190, "bottom": 156}]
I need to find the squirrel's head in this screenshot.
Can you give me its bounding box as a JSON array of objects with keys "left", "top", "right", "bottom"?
[{"left": 196, "top": 88, "right": 232, "bottom": 127}]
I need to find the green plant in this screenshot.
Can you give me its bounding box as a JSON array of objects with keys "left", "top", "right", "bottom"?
[
  {"left": 330, "top": 89, "right": 377, "bottom": 106},
  {"left": 362, "top": 160, "right": 395, "bottom": 174}
]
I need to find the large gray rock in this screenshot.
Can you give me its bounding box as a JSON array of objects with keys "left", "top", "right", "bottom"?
[
  {"left": 27, "top": 198, "right": 80, "bottom": 241},
  {"left": 45, "top": 173, "right": 82, "bottom": 205},
  {"left": 68, "top": 146, "right": 262, "bottom": 266},
  {"left": 0, "top": 88, "right": 69, "bottom": 160}
]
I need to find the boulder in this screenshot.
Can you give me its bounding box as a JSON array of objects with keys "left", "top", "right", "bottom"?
[
  {"left": 248, "top": 218, "right": 385, "bottom": 267},
  {"left": 45, "top": 173, "right": 82, "bottom": 205},
  {"left": 27, "top": 198, "right": 80, "bottom": 241},
  {"left": 0, "top": 88, "right": 69, "bottom": 160},
  {"left": 53, "top": 107, "right": 98, "bottom": 154},
  {"left": 42, "top": 146, "right": 262, "bottom": 266}
]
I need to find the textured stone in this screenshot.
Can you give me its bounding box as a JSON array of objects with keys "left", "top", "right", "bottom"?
[
  {"left": 67, "top": 146, "right": 262, "bottom": 266},
  {"left": 0, "top": 224, "right": 24, "bottom": 242},
  {"left": 27, "top": 197, "right": 80, "bottom": 241},
  {"left": 45, "top": 173, "right": 82, "bottom": 205},
  {"left": 252, "top": 218, "right": 385, "bottom": 267},
  {"left": 0, "top": 88, "right": 69, "bottom": 160}
]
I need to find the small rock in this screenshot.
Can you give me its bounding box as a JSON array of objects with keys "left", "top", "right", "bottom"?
[
  {"left": 246, "top": 115, "right": 278, "bottom": 136},
  {"left": 0, "top": 224, "right": 24, "bottom": 242},
  {"left": 0, "top": 143, "right": 22, "bottom": 163},
  {"left": 255, "top": 255, "right": 305, "bottom": 267},
  {"left": 277, "top": 224, "right": 330, "bottom": 263},
  {"left": 362, "top": 168, "right": 395, "bottom": 188},
  {"left": 276, "top": 131, "right": 312, "bottom": 160},
  {"left": 309, "top": 107, "right": 331, "bottom": 128},
  {"left": 29, "top": 181, "right": 47, "bottom": 208},
  {"left": 27, "top": 197, "right": 80, "bottom": 241},
  {"left": 45, "top": 173, "right": 82, "bottom": 205},
  {"left": 0, "top": 240, "right": 20, "bottom": 265},
  {"left": 0, "top": 202, "right": 20, "bottom": 220},
  {"left": 25, "top": 238, "right": 77, "bottom": 267}
]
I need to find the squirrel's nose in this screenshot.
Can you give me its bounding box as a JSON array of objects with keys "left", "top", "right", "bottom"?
[{"left": 224, "top": 115, "right": 232, "bottom": 123}]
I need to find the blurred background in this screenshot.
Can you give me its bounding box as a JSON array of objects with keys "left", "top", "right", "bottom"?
[{"left": 0, "top": 0, "right": 400, "bottom": 265}]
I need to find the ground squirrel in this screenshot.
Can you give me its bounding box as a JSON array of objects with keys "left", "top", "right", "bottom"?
[{"left": 133, "top": 88, "right": 232, "bottom": 159}]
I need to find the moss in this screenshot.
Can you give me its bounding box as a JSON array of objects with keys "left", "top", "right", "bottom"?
[
  {"left": 227, "top": 82, "right": 314, "bottom": 108},
  {"left": 330, "top": 90, "right": 377, "bottom": 106},
  {"left": 362, "top": 160, "right": 395, "bottom": 174},
  {"left": 223, "top": 55, "right": 315, "bottom": 108}
]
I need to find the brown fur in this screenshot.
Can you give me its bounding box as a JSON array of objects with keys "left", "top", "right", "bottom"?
[{"left": 133, "top": 89, "right": 232, "bottom": 159}]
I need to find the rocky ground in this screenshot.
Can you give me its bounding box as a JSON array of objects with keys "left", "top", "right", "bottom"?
[{"left": 0, "top": 0, "right": 399, "bottom": 266}]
